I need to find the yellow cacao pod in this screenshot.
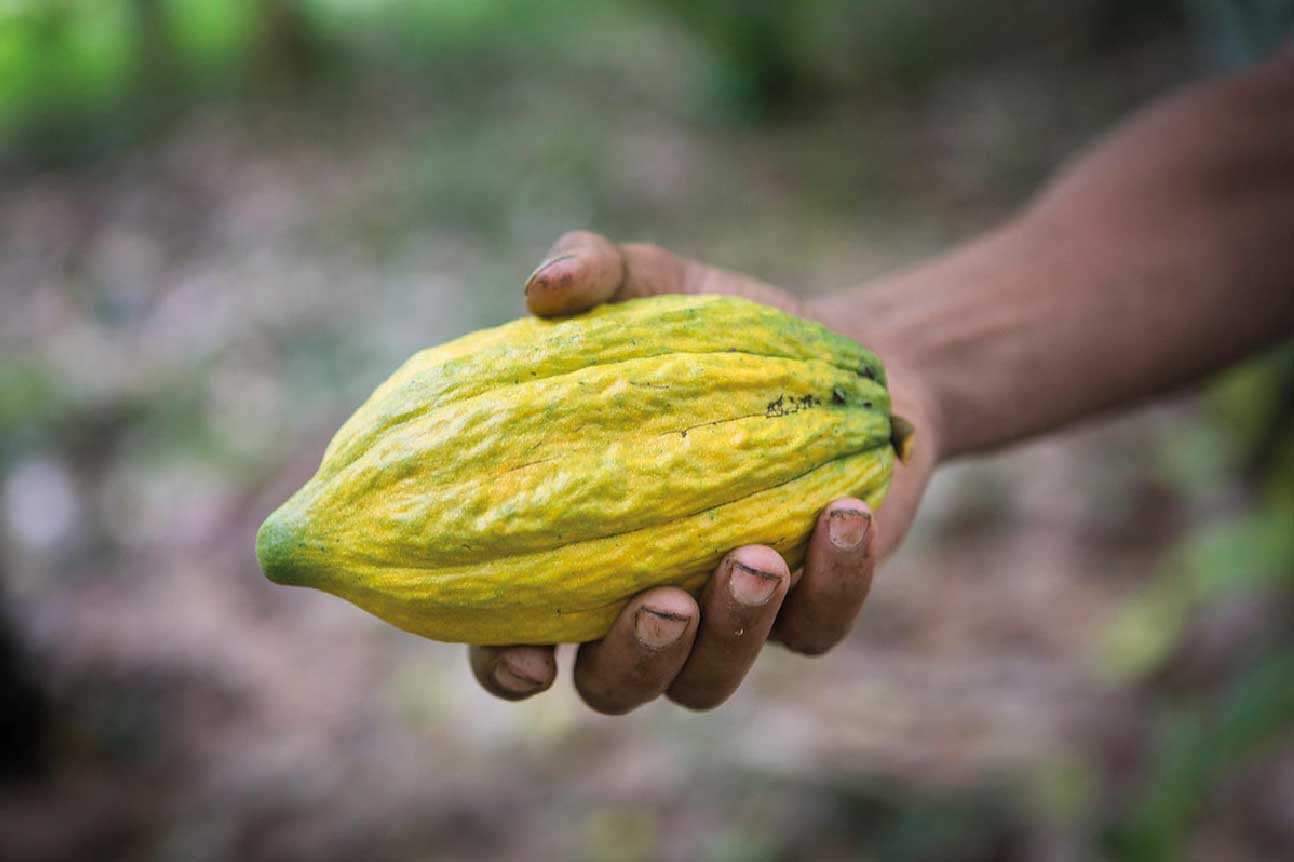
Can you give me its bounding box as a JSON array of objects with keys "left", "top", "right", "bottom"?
[{"left": 256, "top": 295, "right": 911, "bottom": 645}]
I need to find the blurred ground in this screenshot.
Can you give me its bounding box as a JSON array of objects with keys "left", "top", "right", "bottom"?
[{"left": 1, "top": 2, "right": 1291, "bottom": 860}]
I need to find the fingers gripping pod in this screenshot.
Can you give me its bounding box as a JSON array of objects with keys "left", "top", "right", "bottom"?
[{"left": 257, "top": 295, "right": 913, "bottom": 645}]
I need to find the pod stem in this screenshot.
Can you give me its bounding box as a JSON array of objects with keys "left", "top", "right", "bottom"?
[{"left": 890, "top": 415, "right": 916, "bottom": 463}]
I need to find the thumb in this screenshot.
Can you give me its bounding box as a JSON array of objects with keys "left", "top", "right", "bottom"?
[
  {"left": 524, "top": 230, "right": 801, "bottom": 317},
  {"left": 524, "top": 231, "right": 625, "bottom": 316}
]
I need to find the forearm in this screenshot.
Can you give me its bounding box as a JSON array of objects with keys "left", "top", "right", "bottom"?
[{"left": 817, "top": 49, "right": 1294, "bottom": 461}]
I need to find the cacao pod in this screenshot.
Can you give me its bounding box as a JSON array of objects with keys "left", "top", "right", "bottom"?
[{"left": 256, "top": 295, "right": 912, "bottom": 645}]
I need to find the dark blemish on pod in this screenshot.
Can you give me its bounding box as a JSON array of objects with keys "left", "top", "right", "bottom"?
[
  {"left": 831, "top": 386, "right": 846, "bottom": 405},
  {"left": 860, "top": 366, "right": 876, "bottom": 381},
  {"left": 765, "top": 393, "right": 820, "bottom": 418},
  {"left": 863, "top": 401, "right": 873, "bottom": 409}
]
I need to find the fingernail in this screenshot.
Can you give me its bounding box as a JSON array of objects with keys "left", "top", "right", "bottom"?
[
  {"left": 494, "top": 660, "right": 545, "bottom": 694},
  {"left": 634, "top": 607, "right": 689, "bottom": 650},
  {"left": 524, "top": 254, "right": 576, "bottom": 293},
  {"left": 828, "top": 508, "right": 870, "bottom": 549},
  {"left": 729, "top": 561, "right": 781, "bottom": 606}
]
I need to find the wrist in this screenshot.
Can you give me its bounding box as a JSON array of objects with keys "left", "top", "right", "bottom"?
[{"left": 806, "top": 215, "right": 1045, "bottom": 463}]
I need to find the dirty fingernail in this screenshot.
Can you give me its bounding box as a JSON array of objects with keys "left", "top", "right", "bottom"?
[
  {"left": 828, "top": 508, "right": 870, "bottom": 549},
  {"left": 494, "top": 660, "right": 546, "bottom": 694},
  {"left": 635, "top": 607, "right": 690, "bottom": 650},
  {"left": 524, "top": 254, "right": 576, "bottom": 293},
  {"left": 729, "top": 561, "right": 782, "bottom": 606}
]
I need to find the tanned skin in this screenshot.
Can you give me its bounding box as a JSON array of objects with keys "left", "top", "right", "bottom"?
[{"left": 469, "top": 49, "right": 1294, "bottom": 713}]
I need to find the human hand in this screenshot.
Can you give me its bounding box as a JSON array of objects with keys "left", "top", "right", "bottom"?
[{"left": 469, "top": 231, "right": 940, "bottom": 712}]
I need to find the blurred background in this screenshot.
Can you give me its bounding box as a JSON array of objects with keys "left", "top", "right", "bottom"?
[{"left": 1, "top": 1, "right": 1291, "bottom": 860}]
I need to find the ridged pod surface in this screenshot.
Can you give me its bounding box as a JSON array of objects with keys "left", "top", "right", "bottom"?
[{"left": 256, "top": 295, "right": 910, "bottom": 645}]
